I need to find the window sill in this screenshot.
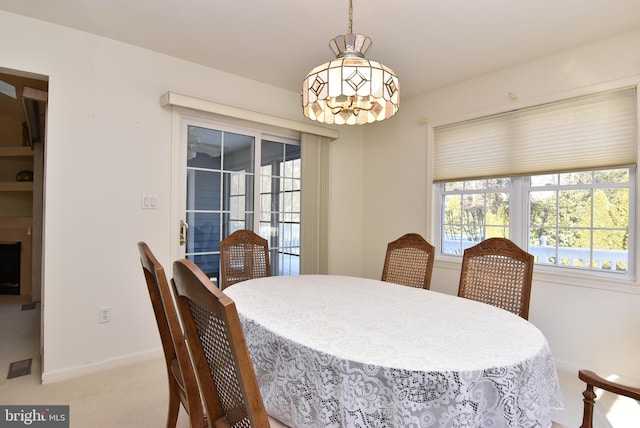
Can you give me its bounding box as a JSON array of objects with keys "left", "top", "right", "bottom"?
[{"left": 434, "top": 255, "right": 640, "bottom": 295}]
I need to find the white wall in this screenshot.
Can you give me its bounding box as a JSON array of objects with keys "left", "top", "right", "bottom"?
[
  {"left": 362, "top": 30, "right": 640, "bottom": 382},
  {"left": 327, "top": 124, "right": 365, "bottom": 276},
  {"left": 0, "top": 11, "right": 365, "bottom": 380}
]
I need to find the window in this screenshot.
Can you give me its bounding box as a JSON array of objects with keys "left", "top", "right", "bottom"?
[
  {"left": 434, "top": 87, "right": 637, "bottom": 278},
  {"left": 438, "top": 167, "right": 634, "bottom": 274},
  {"left": 528, "top": 169, "right": 631, "bottom": 272},
  {"left": 441, "top": 178, "right": 511, "bottom": 255}
]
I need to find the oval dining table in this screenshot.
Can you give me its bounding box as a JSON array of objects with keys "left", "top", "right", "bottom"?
[{"left": 224, "top": 274, "right": 564, "bottom": 428}]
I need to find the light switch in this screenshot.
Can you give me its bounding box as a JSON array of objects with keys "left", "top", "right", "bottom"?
[{"left": 142, "top": 194, "right": 158, "bottom": 209}]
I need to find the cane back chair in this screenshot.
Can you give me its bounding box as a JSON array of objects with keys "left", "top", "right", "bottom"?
[
  {"left": 137, "top": 242, "right": 207, "bottom": 428},
  {"left": 457, "top": 237, "right": 534, "bottom": 319},
  {"left": 219, "top": 229, "right": 271, "bottom": 290},
  {"left": 172, "top": 258, "right": 287, "bottom": 427}
]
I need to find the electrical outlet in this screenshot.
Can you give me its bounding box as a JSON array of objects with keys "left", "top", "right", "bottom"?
[{"left": 99, "top": 306, "right": 111, "bottom": 323}]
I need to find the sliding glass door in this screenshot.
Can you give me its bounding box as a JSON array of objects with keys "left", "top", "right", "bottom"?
[{"left": 177, "top": 118, "right": 300, "bottom": 284}]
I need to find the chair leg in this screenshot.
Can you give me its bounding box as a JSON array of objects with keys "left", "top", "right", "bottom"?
[
  {"left": 166, "top": 380, "right": 181, "bottom": 428},
  {"left": 580, "top": 383, "right": 596, "bottom": 428}
]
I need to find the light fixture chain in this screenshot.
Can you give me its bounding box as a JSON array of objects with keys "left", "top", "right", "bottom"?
[{"left": 348, "top": 0, "right": 353, "bottom": 34}]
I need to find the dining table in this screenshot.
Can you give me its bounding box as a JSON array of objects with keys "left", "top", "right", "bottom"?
[{"left": 223, "top": 274, "right": 564, "bottom": 428}]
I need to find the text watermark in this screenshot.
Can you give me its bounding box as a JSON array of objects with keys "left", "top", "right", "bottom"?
[{"left": 0, "top": 406, "right": 69, "bottom": 427}]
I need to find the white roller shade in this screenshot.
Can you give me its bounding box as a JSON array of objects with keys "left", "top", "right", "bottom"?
[{"left": 434, "top": 87, "right": 638, "bottom": 182}]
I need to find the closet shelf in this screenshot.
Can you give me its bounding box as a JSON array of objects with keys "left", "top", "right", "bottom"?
[
  {"left": 0, "top": 182, "right": 33, "bottom": 191},
  {"left": 0, "top": 146, "right": 34, "bottom": 157}
]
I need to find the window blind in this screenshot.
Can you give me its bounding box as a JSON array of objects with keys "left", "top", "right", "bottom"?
[{"left": 433, "top": 87, "right": 638, "bottom": 182}]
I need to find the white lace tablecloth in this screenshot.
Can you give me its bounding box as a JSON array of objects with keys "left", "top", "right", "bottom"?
[{"left": 224, "top": 275, "right": 563, "bottom": 428}]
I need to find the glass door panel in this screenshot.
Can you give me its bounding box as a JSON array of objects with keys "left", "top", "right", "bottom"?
[
  {"left": 260, "top": 139, "right": 301, "bottom": 275},
  {"left": 184, "top": 124, "right": 256, "bottom": 284}
]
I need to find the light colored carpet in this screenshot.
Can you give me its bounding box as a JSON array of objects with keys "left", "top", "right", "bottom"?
[
  {"left": 0, "top": 295, "right": 189, "bottom": 428},
  {"left": 0, "top": 357, "right": 189, "bottom": 427},
  {"left": 2, "top": 295, "right": 639, "bottom": 427}
]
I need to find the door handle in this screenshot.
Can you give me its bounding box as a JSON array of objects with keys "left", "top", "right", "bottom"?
[{"left": 179, "top": 220, "right": 189, "bottom": 246}]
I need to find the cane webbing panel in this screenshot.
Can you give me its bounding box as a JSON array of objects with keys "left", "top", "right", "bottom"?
[
  {"left": 187, "top": 299, "right": 250, "bottom": 427},
  {"left": 189, "top": 299, "right": 251, "bottom": 428},
  {"left": 458, "top": 238, "right": 534, "bottom": 319},
  {"left": 462, "top": 255, "right": 526, "bottom": 315},
  {"left": 381, "top": 233, "right": 435, "bottom": 290},
  {"left": 220, "top": 230, "right": 271, "bottom": 290},
  {"left": 384, "top": 247, "right": 432, "bottom": 288},
  {"left": 224, "top": 243, "right": 269, "bottom": 285}
]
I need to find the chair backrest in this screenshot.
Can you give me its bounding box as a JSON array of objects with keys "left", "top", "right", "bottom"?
[
  {"left": 220, "top": 229, "right": 271, "bottom": 289},
  {"left": 172, "top": 258, "right": 271, "bottom": 428},
  {"left": 137, "top": 242, "right": 205, "bottom": 426},
  {"left": 579, "top": 369, "right": 640, "bottom": 428},
  {"left": 457, "top": 237, "right": 534, "bottom": 319},
  {"left": 381, "top": 233, "right": 435, "bottom": 289}
]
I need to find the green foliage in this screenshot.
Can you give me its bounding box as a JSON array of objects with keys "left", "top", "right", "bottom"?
[
  {"left": 443, "top": 188, "right": 509, "bottom": 242},
  {"left": 527, "top": 170, "right": 629, "bottom": 253},
  {"left": 445, "top": 170, "right": 630, "bottom": 268}
]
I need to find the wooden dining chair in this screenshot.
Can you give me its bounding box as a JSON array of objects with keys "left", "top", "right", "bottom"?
[
  {"left": 457, "top": 237, "right": 534, "bottom": 319},
  {"left": 137, "top": 242, "right": 207, "bottom": 428},
  {"left": 220, "top": 229, "right": 271, "bottom": 290},
  {"left": 381, "top": 233, "right": 435, "bottom": 289},
  {"left": 578, "top": 369, "right": 640, "bottom": 428},
  {"left": 171, "top": 258, "right": 287, "bottom": 428}
]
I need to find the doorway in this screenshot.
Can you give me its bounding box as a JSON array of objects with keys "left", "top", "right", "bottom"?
[{"left": 0, "top": 66, "right": 47, "bottom": 381}]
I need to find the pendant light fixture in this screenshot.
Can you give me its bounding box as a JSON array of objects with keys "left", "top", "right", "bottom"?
[{"left": 301, "top": 0, "right": 399, "bottom": 125}]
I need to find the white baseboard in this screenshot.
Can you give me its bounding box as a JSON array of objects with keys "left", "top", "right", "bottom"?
[{"left": 40, "top": 347, "right": 163, "bottom": 384}]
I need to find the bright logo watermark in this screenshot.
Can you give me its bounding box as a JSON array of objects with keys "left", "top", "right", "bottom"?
[{"left": 0, "top": 406, "right": 68, "bottom": 427}]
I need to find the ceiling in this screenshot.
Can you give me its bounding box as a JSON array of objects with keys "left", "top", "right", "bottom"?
[{"left": 1, "top": 0, "right": 640, "bottom": 99}]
